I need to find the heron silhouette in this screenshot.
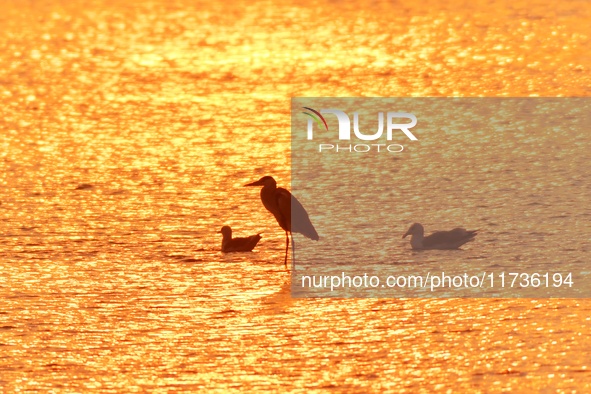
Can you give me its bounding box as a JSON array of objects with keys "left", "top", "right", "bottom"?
[{"left": 244, "top": 176, "right": 319, "bottom": 268}]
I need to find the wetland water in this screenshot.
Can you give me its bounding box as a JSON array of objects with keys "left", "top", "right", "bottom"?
[{"left": 1, "top": 0, "right": 591, "bottom": 391}]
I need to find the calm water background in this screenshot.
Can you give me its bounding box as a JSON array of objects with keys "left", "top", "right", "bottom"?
[{"left": 1, "top": 0, "right": 591, "bottom": 391}]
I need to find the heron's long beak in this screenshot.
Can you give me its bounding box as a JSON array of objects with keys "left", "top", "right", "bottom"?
[
  {"left": 402, "top": 230, "right": 411, "bottom": 239},
  {"left": 244, "top": 180, "right": 263, "bottom": 187}
]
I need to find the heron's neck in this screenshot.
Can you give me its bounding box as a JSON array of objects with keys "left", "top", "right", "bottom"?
[{"left": 260, "top": 184, "right": 277, "bottom": 209}]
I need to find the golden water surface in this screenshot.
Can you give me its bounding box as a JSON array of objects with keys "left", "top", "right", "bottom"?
[{"left": 1, "top": 0, "right": 591, "bottom": 392}]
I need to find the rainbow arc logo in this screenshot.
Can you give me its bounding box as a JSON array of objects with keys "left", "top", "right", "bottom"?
[{"left": 301, "top": 107, "right": 328, "bottom": 131}]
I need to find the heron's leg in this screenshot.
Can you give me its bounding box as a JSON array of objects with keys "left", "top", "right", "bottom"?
[
  {"left": 284, "top": 231, "right": 289, "bottom": 269},
  {"left": 290, "top": 232, "right": 296, "bottom": 272}
]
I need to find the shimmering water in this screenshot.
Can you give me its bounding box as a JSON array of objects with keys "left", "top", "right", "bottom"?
[{"left": 1, "top": 0, "right": 591, "bottom": 391}]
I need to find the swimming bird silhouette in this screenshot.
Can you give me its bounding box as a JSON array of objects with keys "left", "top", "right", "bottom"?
[
  {"left": 244, "top": 176, "right": 319, "bottom": 268},
  {"left": 403, "top": 223, "right": 477, "bottom": 250},
  {"left": 219, "top": 226, "right": 262, "bottom": 253}
]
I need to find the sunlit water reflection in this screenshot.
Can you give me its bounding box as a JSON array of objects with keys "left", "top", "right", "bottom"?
[{"left": 1, "top": 0, "right": 591, "bottom": 391}]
